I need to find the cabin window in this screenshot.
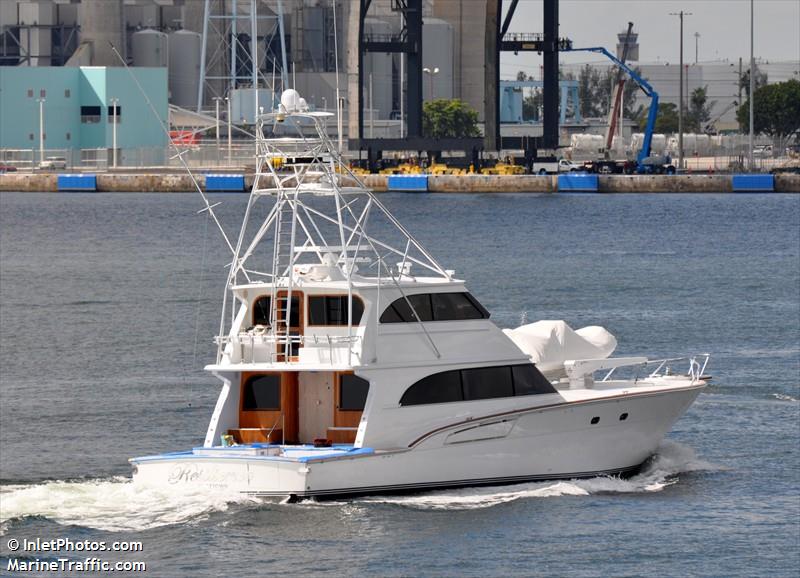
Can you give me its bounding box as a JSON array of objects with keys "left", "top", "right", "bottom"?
[
  {"left": 308, "top": 295, "right": 364, "bottom": 326},
  {"left": 432, "top": 292, "right": 489, "bottom": 320},
  {"left": 242, "top": 375, "right": 281, "bottom": 410},
  {"left": 512, "top": 364, "right": 558, "bottom": 396},
  {"left": 461, "top": 366, "right": 514, "bottom": 401},
  {"left": 380, "top": 292, "right": 489, "bottom": 323},
  {"left": 399, "top": 370, "right": 463, "bottom": 406},
  {"left": 380, "top": 293, "right": 433, "bottom": 323},
  {"left": 400, "top": 364, "right": 556, "bottom": 406},
  {"left": 339, "top": 374, "right": 370, "bottom": 411},
  {"left": 252, "top": 296, "right": 271, "bottom": 326}
]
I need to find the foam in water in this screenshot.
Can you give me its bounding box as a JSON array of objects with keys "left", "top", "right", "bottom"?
[
  {"left": 0, "top": 476, "right": 258, "bottom": 533},
  {"left": 356, "top": 441, "right": 719, "bottom": 510},
  {"left": 0, "top": 442, "right": 718, "bottom": 529}
]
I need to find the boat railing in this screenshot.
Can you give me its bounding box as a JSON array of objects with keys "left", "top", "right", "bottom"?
[
  {"left": 598, "top": 354, "right": 711, "bottom": 384},
  {"left": 214, "top": 332, "right": 362, "bottom": 365}
]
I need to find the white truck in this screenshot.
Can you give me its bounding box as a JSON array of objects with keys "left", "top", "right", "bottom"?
[{"left": 532, "top": 158, "right": 584, "bottom": 175}]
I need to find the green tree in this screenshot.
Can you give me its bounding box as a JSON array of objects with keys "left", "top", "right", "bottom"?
[
  {"left": 577, "top": 64, "right": 643, "bottom": 119},
  {"left": 687, "top": 86, "right": 715, "bottom": 132},
  {"left": 422, "top": 99, "right": 481, "bottom": 138},
  {"left": 639, "top": 102, "right": 679, "bottom": 133},
  {"left": 737, "top": 79, "right": 800, "bottom": 139}
]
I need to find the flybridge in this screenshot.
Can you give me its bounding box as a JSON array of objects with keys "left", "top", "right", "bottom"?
[{"left": 214, "top": 90, "right": 455, "bottom": 364}]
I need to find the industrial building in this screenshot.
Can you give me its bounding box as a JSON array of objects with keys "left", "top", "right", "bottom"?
[
  {"left": 0, "top": 66, "right": 167, "bottom": 166},
  {"left": 3, "top": 0, "right": 794, "bottom": 168}
]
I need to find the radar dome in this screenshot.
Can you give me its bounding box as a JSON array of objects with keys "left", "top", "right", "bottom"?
[{"left": 280, "top": 89, "right": 301, "bottom": 112}]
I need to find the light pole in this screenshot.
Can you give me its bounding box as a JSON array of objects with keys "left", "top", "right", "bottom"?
[
  {"left": 694, "top": 32, "right": 700, "bottom": 64},
  {"left": 213, "top": 96, "right": 223, "bottom": 165},
  {"left": 36, "top": 97, "right": 45, "bottom": 167},
  {"left": 670, "top": 11, "right": 692, "bottom": 170},
  {"left": 109, "top": 97, "right": 119, "bottom": 168},
  {"left": 226, "top": 96, "right": 232, "bottom": 166},
  {"left": 423, "top": 66, "right": 439, "bottom": 101},
  {"left": 749, "top": 0, "right": 755, "bottom": 172}
]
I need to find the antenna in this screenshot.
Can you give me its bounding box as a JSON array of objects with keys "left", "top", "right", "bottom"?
[
  {"left": 332, "top": 0, "right": 342, "bottom": 153},
  {"left": 107, "top": 42, "right": 236, "bottom": 256}
]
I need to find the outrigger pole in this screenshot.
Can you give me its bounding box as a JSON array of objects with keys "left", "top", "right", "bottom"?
[{"left": 108, "top": 42, "right": 236, "bottom": 257}]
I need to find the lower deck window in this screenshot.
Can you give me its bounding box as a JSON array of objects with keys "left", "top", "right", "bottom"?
[
  {"left": 339, "top": 374, "right": 370, "bottom": 410},
  {"left": 242, "top": 375, "right": 281, "bottom": 410}
]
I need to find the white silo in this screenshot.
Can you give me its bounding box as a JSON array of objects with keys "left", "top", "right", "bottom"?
[
  {"left": 168, "top": 29, "right": 202, "bottom": 109},
  {"left": 132, "top": 29, "right": 168, "bottom": 68},
  {"left": 422, "top": 18, "right": 454, "bottom": 101},
  {"left": 363, "top": 18, "right": 393, "bottom": 120}
]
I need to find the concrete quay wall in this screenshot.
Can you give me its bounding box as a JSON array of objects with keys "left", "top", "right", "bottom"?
[{"left": 1, "top": 172, "right": 798, "bottom": 193}]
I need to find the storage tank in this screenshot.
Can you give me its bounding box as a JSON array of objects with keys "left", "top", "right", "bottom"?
[
  {"left": 570, "top": 134, "right": 605, "bottom": 153},
  {"left": 363, "top": 18, "right": 392, "bottom": 120},
  {"left": 132, "top": 29, "right": 168, "bottom": 68},
  {"left": 168, "top": 29, "right": 201, "bottom": 109},
  {"left": 422, "top": 18, "right": 454, "bottom": 101}
]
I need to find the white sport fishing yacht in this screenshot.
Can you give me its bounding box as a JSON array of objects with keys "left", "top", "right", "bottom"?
[{"left": 130, "top": 90, "right": 710, "bottom": 500}]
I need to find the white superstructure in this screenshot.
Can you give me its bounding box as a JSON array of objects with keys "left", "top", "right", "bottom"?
[{"left": 130, "top": 91, "right": 710, "bottom": 499}]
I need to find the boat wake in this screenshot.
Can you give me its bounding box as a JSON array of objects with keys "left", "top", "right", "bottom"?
[
  {"left": 356, "top": 441, "right": 719, "bottom": 511},
  {"left": 0, "top": 476, "right": 258, "bottom": 533},
  {"left": 0, "top": 443, "right": 718, "bottom": 530}
]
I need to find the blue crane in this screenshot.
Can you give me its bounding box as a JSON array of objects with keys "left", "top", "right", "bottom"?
[{"left": 566, "top": 46, "right": 673, "bottom": 174}]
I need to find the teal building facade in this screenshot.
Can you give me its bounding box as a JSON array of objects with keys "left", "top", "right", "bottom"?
[{"left": 0, "top": 66, "right": 168, "bottom": 165}]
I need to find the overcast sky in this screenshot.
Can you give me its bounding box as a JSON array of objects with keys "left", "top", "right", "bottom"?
[{"left": 500, "top": 0, "right": 800, "bottom": 77}]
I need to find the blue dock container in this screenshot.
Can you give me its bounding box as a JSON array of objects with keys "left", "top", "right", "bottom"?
[
  {"left": 732, "top": 174, "right": 774, "bottom": 192},
  {"left": 57, "top": 174, "right": 97, "bottom": 192},
  {"left": 387, "top": 174, "right": 428, "bottom": 192},
  {"left": 558, "top": 173, "right": 599, "bottom": 192},
  {"left": 205, "top": 174, "right": 246, "bottom": 192}
]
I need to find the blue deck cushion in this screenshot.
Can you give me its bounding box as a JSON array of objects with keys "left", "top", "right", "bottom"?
[
  {"left": 558, "top": 173, "right": 599, "bottom": 192},
  {"left": 57, "top": 174, "right": 96, "bottom": 191},
  {"left": 387, "top": 174, "right": 428, "bottom": 191},
  {"left": 205, "top": 174, "right": 246, "bottom": 192},
  {"left": 732, "top": 174, "right": 774, "bottom": 192}
]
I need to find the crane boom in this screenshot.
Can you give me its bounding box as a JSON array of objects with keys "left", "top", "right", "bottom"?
[
  {"left": 605, "top": 23, "right": 635, "bottom": 151},
  {"left": 568, "top": 46, "right": 659, "bottom": 166}
]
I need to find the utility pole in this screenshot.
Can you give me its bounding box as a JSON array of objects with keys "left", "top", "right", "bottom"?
[
  {"left": 226, "top": 96, "right": 232, "bottom": 165},
  {"left": 670, "top": 10, "right": 692, "bottom": 170},
  {"left": 749, "top": 0, "right": 755, "bottom": 172},
  {"left": 213, "top": 96, "right": 223, "bottom": 165},
  {"left": 694, "top": 32, "right": 700, "bottom": 64},
  {"left": 109, "top": 97, "right": 119, "bottom": 168},
  {"left": 36, "top": 97, "right": 45, "bottom": 167}
]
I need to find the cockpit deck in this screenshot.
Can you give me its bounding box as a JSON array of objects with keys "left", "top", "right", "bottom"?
[{"left": 133, "top": 443, "right": 376, "bottom": 464}]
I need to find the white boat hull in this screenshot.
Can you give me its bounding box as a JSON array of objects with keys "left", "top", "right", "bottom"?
[{"left": 132, "top": 385, "right": 702, "bottom": 499}]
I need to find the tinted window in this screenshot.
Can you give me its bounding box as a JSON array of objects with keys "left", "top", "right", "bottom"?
[
  {"left": 380, "top": 294, "right": 433, "bottom": 323},
  {"left": 308, "top": 296, "right": 364, "bottom": 326},
  {"left": 340, "top": 374, "right": 370, "bottom": 410},
  {"left": 512, "top": 364, "right": 557, "bottom": 395},
  {"left": 432, "top": 293, "right": 489, "bottom": 321},
  {"left": 253, "top": 296, "right": 271, "bottom": 326},
  {"left": 399, "top": 370, "right": 463, "bottom": 406},
  {"left": 381, "top": 293, "right": 488, "bottom": 323},
  {"left": 400, "top": 364, "right": 556, "bottom": 407},
  {"left": 80, "top": 105, "right": 101, "bottom": 123},
  {"left": 461, "top": 366, "right": 514, "bottom": 400},
  {"left": 242, "top": 375, "right": 281, "bottom": 410}
]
